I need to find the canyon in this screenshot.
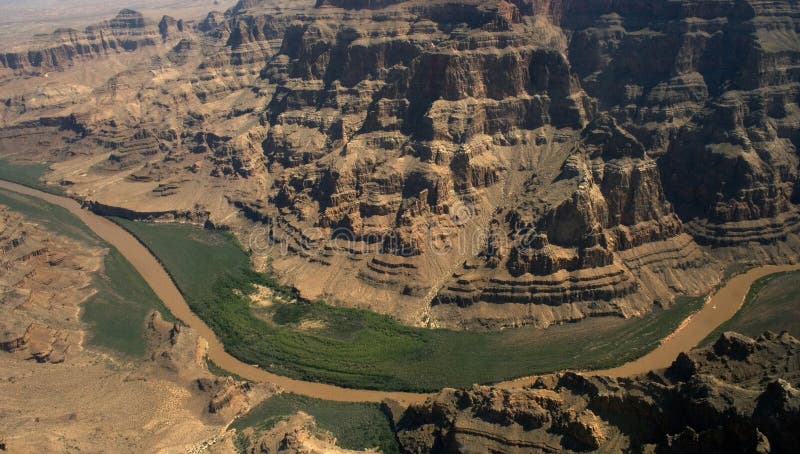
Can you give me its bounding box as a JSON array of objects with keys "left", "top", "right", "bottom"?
[
  {"left": 0, "top": 1, "right": 794, "bottom": 329},
  {"left": 2, "top": 2, "right": 800, "bottom": 450},
  {"left": 2, "top": 179, "right": 799, "bottom": 453},
  {"left": 2, "top": 0, "right": 799, "bottom": 331}
]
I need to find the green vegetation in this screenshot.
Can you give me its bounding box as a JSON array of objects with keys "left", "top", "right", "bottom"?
[
  {"left": 116, "top": 218, "right": 707, "bottom": 391},
  {"left": 82, "top": 248, "right": 175, "bottom": 356},
  {"left": 0, "top": 188, "right": 171, "bottom": 357},
  {"left": 0, "top": 159, "right": 62, "bottom": 194},
  {"left": 231, "top": 393, "right": 399, "bottom": 453},
  {"left": 701, "top": 271, "right": 800, "bottom": 346}
]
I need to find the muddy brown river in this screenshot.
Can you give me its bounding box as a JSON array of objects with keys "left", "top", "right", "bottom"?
[
  {"left": 496, "top": 263, "right": 800, "bottom": 389},
  {"left": 2, "top": 179, "right": 797, "bottom": 402}
]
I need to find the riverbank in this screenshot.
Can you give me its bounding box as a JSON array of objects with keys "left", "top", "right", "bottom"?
[
  {"left": 1, "top": 178, "right": 795, "bottom": 401},
  {"left": 699, "top": 270, "right": 800, "bottom": 345},
  {"left": 0, "top": 186, "right": 172, "bottom": 357},
  {"left": 590, "top": 264, "right": 800, "bottom": 377},
  {"left": 113, "top": 216, "right": 706, "bottom": 392},
  {"left": 0, "top": 179, "right": 426, "bottom": 403}
]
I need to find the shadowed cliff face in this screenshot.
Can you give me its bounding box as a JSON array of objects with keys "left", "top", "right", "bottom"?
[
  {"left": 1, "top": 0, "right": 800, "bottom": 329},
  {"left": 393, "top": 331, "right": 800, "bottom": 453}
]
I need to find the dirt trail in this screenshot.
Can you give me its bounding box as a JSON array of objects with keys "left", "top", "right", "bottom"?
[{"left": 2, "top": 179, "right": 795, "bottom": 401}]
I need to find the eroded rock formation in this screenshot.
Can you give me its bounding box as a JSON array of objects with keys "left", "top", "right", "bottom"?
[
  {"left": 0, "top": 9, "right": 165, "bottom": 72},
  {"left": 1, "top": 0, "right": 799, "bottom": 329}
]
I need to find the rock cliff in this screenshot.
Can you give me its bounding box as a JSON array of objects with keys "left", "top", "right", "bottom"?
[{"left": 1, "top": 0, "right": 799, "bottom": 329}]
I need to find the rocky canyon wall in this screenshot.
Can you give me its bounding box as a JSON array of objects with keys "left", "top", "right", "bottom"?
[{"left": 1, "top": 0, "right": 799, "bottom": 329}]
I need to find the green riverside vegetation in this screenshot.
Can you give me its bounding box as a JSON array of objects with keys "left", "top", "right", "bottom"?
[
  {"left": 115, "top": 218, "right": 707, "bottom": 391},
  {"left": 0, "top": 159, "right": 63, "bottom": 194},
  {"left": 701, "top": 271, "right": 800, "bottom": 346},
  {"left": 230, "top": 393, "right": 399, "bottom": 453},
  {"left": 0, "top": 188, "right": 171, "bottom": 357}
]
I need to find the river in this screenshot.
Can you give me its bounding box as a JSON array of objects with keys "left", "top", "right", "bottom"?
[
  {"left": 2, "top": 179, "right": 796, "bottom": 402},
  {"left": 496, "top": 263, "right": 800, "bottom": 389}
]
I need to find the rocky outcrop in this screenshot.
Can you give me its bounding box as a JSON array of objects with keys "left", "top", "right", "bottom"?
[
  {"left": 243, "top": 0, "right": 725, "bottom": 327},
  {"left": 83, "top": 199, "right": 212, "bottom": 225},
  {"left": 427, "top": 114, "right": 713, "bottom": 327},
  {"left": 394, "top": 331, "right": 800, "bottom": 453},
  {"left": 556, "top": 0, "right": 800, "bottom": 254},
  {"left": 158, "top": 16, "right": 185, "bottom": 42},
  {"left": 145, "top": 310, "right": 274, "bottom": 420},
  {"left": 662, "top": 90, "right": 800, "bottom": 249}
]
